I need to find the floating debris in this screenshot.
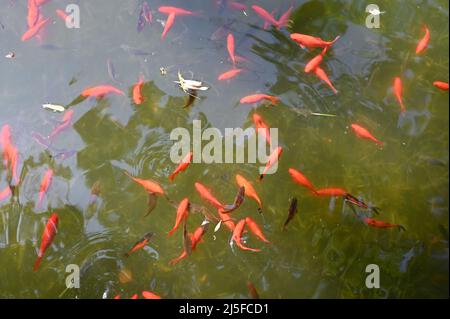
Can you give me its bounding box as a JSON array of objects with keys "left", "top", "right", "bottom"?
[
  {"left": 42, "top": 103, "right": 65, "bottom": 113},
  {"left": 5, "top": 52, "right": 15, "bottom": 59}
]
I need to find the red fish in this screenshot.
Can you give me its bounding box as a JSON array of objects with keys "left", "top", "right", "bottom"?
[
  {"left": 0, "top": 186, "right": 11, "bottom": 202},
  {"left": 169, "top": 224, "right": 207, "bottom": 265},
  {"left": 232, "top": 219, "right": 260, "bottom": 252},
  {"left": 218, "top": 68, "right": 242, "bottom": 81},
  {"left": 252, "top": 113, "right": 271, "bottom": 145},
  {"left": 21, "top": 17, "right": 50, "bottom": 41},
  {"left": 314, "top": 66, "right": 338, "bottom": 94},
  {"left": 227, "top": 33, "right": 236, "bottom": 66},
  {"left": 125, "top": 172, "right": 165, "bottom": 195},
  {"left": 33, "top": 213, "right": 59, "bottom": 271},
  {"left": 55, "top": 9, "right": 71, "bottom": 26},
  {"left": 251, "top": 5, "right": 279, "bottom": 28},
  {"left": 169, "top": 152, "right": 192, "bottom": 181},
  {"left": 49, "top": 110, "right": 74, "bottom": 140},
  {"left": 288, "top": 168, "right": 316, "bottom": 192},
  {"left": 218, "top": 208, "right": 236, "bottom": 231},
  {"left": 291, "top": 33, "right": 340, "bottom": 49},
  {"left": 36, "top": 0, "right": 51, "bottom": 5},
  {"left": 1, "top": 125, "right": 20, "bottom": 184},
  {"left": 133, "top": 75, "right": 145, "bottom": 105},
  {"left": 240, "top": 94, "right": 279, "bottom": 105},
  {"left": 130, "top": 294, "right": 138, "bottom": 299},
  {"left": 38, "top": 169, "right": 53, "bottom": 209},
  {"left": 235, "top": 174, "right": 262, "bottom": 211},
  {"left": 277, "top": 5, "right": 293, "bottom": 29},
  {"left": 259, "top": 146, "right": 283, "bottom": 180},
  {"left": 81, "top": 85, "right": 125, "bottom": 98},
  {"left": 363, "top": 217, "right": 405, "bottom": 231},
  {"left": 393, "top": 77, "right": 406, "bottom": 113},
  {"left": 27, "top": 0, "right": 39, "bottom": 28},
  {"left": 125, "top": 232, "right": 154, "bottom": 257},
  {"left": 142, "top": 291, "right": 162, "bottom": 299},
  {"left": 194, "top": 182, "right": 224, "bottom": 210},
  {"left": 304, "top": 47, "right": 327, "bottom": 73},
  {"left": 351, "top": 124, "right": 384, "bottom": 146},
  {"left": 168, "top": 198, "right": 189, "bottom": 236},
  {"left": 161, "top": 12, "right": 176, "bottom": 40},
  {"left": 158, "top": 6, "right": 195, "bottom": 16},
  {"left": 229, "top": 2, "right": 247, "bottom": 11},
  {"left": 433, "top": 81, "right": 449, "bottom": 91},
  {"left": 314, "top": 188, "right": 347, "bottom": 197},
  {"left": 245, "top": 217, "right": 270, "bottom": 243},
  {"left": 415, "top": 25, "right": 430, "bottom": 55}
]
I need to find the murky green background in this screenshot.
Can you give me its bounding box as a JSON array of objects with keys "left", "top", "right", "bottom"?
[{"left": 0, "top": 0, "right": 448, "bottom": 299}]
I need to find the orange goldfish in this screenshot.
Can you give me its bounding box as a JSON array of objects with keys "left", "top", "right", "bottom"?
[
  {"left": 218, "top": 68, "right": 242, "bottom": 81},
  {"left": 169, "top": 224, "right": 207, "bottom": 265},
  {"left": 227, "top": 33, "right": 236, "bottom": 66},
  {"left": 125, "top": 232, "right": 154, "bottom": 257},
  {"left": 232, "top": 219, "right": 260, "bottom": 252},
  {"left": 415, "top": 25, "right": 430, "bottom": 55},
  {"left": 21, "top": 17, "right": 50, "bottom": 41},
  {"left": 393, "top": 77, "right": 406, "bottom": 113},
  {"left": 161, "top": 12, "right": 176, "bottom": 40},
  {"left": 142, "top": 291, "right": 162, "bottom": 299},
  {"left": 169, "top": 152, "right": 192, "bottom": 181},
  {"left": 240, "top": 94, "right": 279, "bottom": 105},
  {"left": 235, "top": 174, "right": 262, "bottom": 210},
  {"left": 27, "top": 0, "right": 39, "bottom": 28},
  {"left": 314, "top": 66, "right": 337, "bottom": 94},
  {"left": 158, "top": 6, "right": 195, "bottom": 16},
  {"left": 433, "top": 81, "right": 449, "bottom": 91},
  {"left": 132, "top": 75, "right": 145, "bottom": 105},
  {"left": 33, "top": 213, "right": 59, "bottom": 271},
  {"left": 252, "top": 113, "right": 271, "bottom": 145},
  {"left": 251, "top": 5, "right": 279, "bottom": 28},
  {"left": 194, "top": 182, "right": 224, "bottom": 210},
  {"left": 277, "top": 5, "right": 293, "bottom": 29},
  {"left": 168, "top": 198, "right": 190, "bottom": 236},
  {"left": 314, "top": 188, "right": 347, "bottom": 197},
  {"left": 38, "top": 169, "right": 53, "bottom": 209},
  {"left": 363, "top": 217, "right": 405, "bottom": 231},
  {"left": 288, "top": 168, "right": 316, "bottom": 192},
  {"left": 0, "top": 186, "right": 11, "bottom": 202},
  {"left": 304, "top": 47, "right": 327, "bottom": 73},
  {"left": 259, "top": 146, "right": 283, "bottom": 180},
  {"left": 125, "top": 172, "right": 165, "bottom": 195},
  {"left": 81, "top": 85, "right": 125, "bottom": 98},
  {"left": 351, "top": 124, "right": 384, "bottom": 146},
  {"left": 291, "top": 33, "right": 340, "bottom": 49},
  {"left": 245, "top": 217, "right": 270, "bottom": 243}
]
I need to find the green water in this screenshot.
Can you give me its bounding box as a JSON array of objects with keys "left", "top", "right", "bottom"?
[{"left": 0, "top": 0, "right": 448, "bottom": 299}]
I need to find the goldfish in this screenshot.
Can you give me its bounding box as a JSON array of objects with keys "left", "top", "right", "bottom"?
[
  {"left": 247, "top": 281, "right": 260, "bottom": 299},
  {"left": 168, "top": 198, "right": 190, "bottom": 236},
  {"left": 363, "top": 217, "right": 406, "bottom": 231},
  {"left": 124, "top": 172, "right": 165, "bottom": 195},
  {"left": 137, "top": 2, "right": 152, "bottom": 32},
  {"left": 21, "top": 17, "right": 50, "bottom": 41},
  {"left": 55, "top": 9, "right": 71, "bottom": 26},
  {"left": 194, "top": 182, "right": 224, "bottom": 210},
  {"left": 81, "top": 85, "right": 125, "bottom": 98},
  {"left": 142, "top": 291, "right": 162, "bottom": 299},
  {"left": 218, "top": 68, "right": 242, "bottom": 81},
  {"left": 27, "top": 0, "right": 39, "bottom": 28},
  {"left": 36, "top": 0, "right": 50, "bottom": 5},
  {"left": 169, "top": 223, "right": 207, "bottom": 265},
  {"left": 49, "top": 110, "right": 74, "bottom": 140},
  {"left": 252, "top": 113, "right": 271, "bottom": 145},
  {"left": 217, "top": 208, "right": 236, "bottom": 231},
  {"left": 1, "top": 125, "right": 20, "bottom": 184},
  {"left": 0, "top": 186, "right": 11, "bottom": 202},
  {"left": 288, "top": 168, "right": 316, "bottom": 192},
  {"left": 304, "top": 47, "right": 327, "bottom": 73},
  {"left": 277, "top": 5, "right": 293, "bottom": 29},
  {"left": 33, "top": 213, "right": 58, "bottom": 271},
  {"left": 283, "top": 197, "right": 298, "bottom": 230},
  {"left": 38, "top": 169, "right": 53, "bottom": 209},
  {"left": 415, "top": 25, "right": 430, "bottom": 55},
  {"left": 229, "top": 2, "right": 247, "bottom": 11},
  {"left": 130, "top": 294, "right": 138, "bottom": 299},
  {"left": 251, "top": 5, "right": 279, "bottom": 28},
  {"left": 231, "top": 219, "right": 261, "bottom": 252},
  {"left": 315, "top": 188, "right": 347, "bottom": 197},
  {"left": 351, "top": 124, "right": 384, "bottom": 146},
  {"left": 259, "top": 146, "right": 283, "bottom": 181},
  {"left": 393, "top": 77, "right": 406, "bottom": 113},
  {"left": 125, "top": 232, "right": 154, "bottom": 257},
  {"left": 314, "top": 66, "right": 337, "bottom": 94},
  {"left": 240, "top": 94, "right": 279, "bottom": 105},
  {"left": 169, "top": 152, "right": 192, "bottom": 181},
  {"left": 161, "top": 12, "right": 176, "bottom": 40},
  {"left": 245, "top": 217, "right": 270, "bottom": 243},
  {"left": 345, "top": 193, "right": 380, "bottom": 215},
  {"left": 291, "top": 33, "right": 340, "bottom": 49},
  {"left": 132, "top": 75, "right": 145, "bottom": 105},
  {"left": 433, "top": 81, "right": 449, "bottom": 91},
  {"left": 222, "top": 186, "right": 245, "bottom": 214},
  {"left": 227, "top": 33, "right": 237, "bottom": 66},
  {"left": 158, "top": 6, "right": 195, "bottom": 16},
  {"left": 235, "top": 174, "right": 262, "bottom": 211}
]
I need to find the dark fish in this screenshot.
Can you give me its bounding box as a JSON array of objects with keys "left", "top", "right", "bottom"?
[
  {"left": 144, "top": 193, "right": 158, "bottom": 217},
  {"left": 283, "top": 197, "right": 298, "bottom": 230},
  {"left": 183, "top": 91, "right": 197, "bottom": 108},
  {"left": 183, "top": 220, "right": 192, "bottom": 256},
  {"left": 222, "top": 186, "right": 245, "bottom": 214},
  {"left": 247, "top": 281, "right": 260, "bottom": 299},
  {"left": 31, "top": 131, "right": 51, "bottom": 149},
  {"left": 345, "top": 193, "right": 380, "bottom": 215},
  {"left": 107, "top": 59, "right": 117, "bottom": 81},
  {"left": 137, "top": 2, "right": 152, "bottom": 32},
  {"left": 166, "top": 197, "right": 219, "bottom": 222},
  {"left": 120, "top": 44, "right": 152, "bottom": 56},
  {"left": 125, "top": 232, "right": 154, "bottom": 257}
]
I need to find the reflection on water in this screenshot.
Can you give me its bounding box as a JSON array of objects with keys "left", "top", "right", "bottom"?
[{"left": 0, "top": 0, "right": 449, "bottom": 298}]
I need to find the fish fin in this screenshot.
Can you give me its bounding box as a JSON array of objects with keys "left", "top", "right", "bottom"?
[
  {"left": 398, "top": 225, "right": 406, "bottom": 232},
  {"left": 33, "top": 256, "right": 42, "bottom": 272}
]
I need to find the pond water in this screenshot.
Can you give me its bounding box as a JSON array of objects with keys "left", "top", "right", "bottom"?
[{"left": 0, "top": 0, "right": 448, "bottom": 298}]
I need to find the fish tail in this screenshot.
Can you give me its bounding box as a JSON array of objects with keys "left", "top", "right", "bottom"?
[
  {"left": 168, "top": 173, "right": 175, "bottom": 182},
  {"left": 33, "top": 256, "right": 42, "bottom": 272},
  {"left": 257, "top": 207, "right": 263, "bottom": 214},
  {"left": 330, "top": 35, "right": 341, "bottom": 46},
  {"left": 259, "top": 174, "right": 264, "bottom": 181}
]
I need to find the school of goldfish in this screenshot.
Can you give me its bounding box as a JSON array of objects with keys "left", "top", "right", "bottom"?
[{"left": 0, "top": 0, "right": 448, "bottom": 299}]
